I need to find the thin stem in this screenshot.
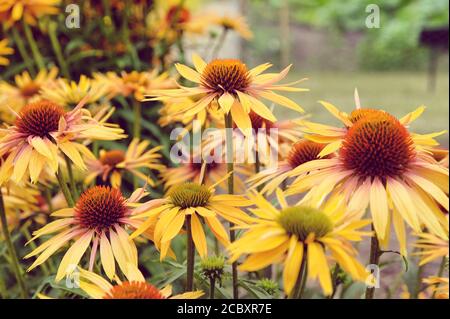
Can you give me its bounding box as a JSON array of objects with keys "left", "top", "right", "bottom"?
[
  {"left": 209, "top": 277, "right": 215, "bottom": 299},
  {"left": 186, "top": 215, "right": 195, "bottom": 291},
  {"left": 64, "top": 155, "right": 79, "bottom": 201},
  {"left": 22, "top": 20, "right": 45, "bottom": 70},
  {"left": 210, "top": 28, "right": 228, "bottom": 60},
  {"left": 42, "top": 186, "right": 54, "bottom": 214},
  {"left": 0, "top": 191, "right": 28, "bottom": 298},
  {"left": 329, "top": 264, "right": 341, "bottom": 299},
  {"left": 56, "top": 166, "right": 75, "bottom": 207},
  {"left": 11, "top": 27, "right": 36, "bottom": 76},
  {"left": 289, "top": 247, "right": 307, "bottom": 299},
  {"left": 224, "top": 112, "right": 238, "bottom": 299},
  {"left": 0, "top": 271, "right": 8, "bottom": 298},
  {"left": 431, "top": 256, "right": 447, "bottom": 299},
  {"left": 132, "top": 99, "right": 142, "bottom": 140},
  {"left": 48, "top": 21, "right": 70, "bottom": 79},
  {"left": 365, "top": 224, "right": 381, "bottom": 299}
]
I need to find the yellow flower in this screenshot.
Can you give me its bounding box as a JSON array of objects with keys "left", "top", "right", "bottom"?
[
  {"left": 0, "top": 67, "right": 58, "bottom": 121},
  {"left": 423, "top": 276, "right": 449, "bottom": 299},
  {"left": 85, "top": 138, "right": 165, "bottom": 188},
  {"left": 0, "top": 38, "right": 14, "bottom": 66},
  {"left": 0, "top": 98, "right": 126, "bottom": 185},
  {"left": 0, "top": 0, "right": 61, "bottom": 28},
  {"left": 0, "top": 183, "right": 39, "bottom": 238},
  {"left": 413, "top": 227, "right": 448, "bottom": 266},
  {"left": 130, "top": 181, "right": 253, "bottom": 260},
  {"left": 286, "top": 104, "right": 449, "bottom": 255},
  {"left": 94, "top": 70, "right": 175, "bottom": 101},
  {"left": 161, "top": 152, "right": 251, "bottom": 193},
  {"left": 77, "top": 263, "right": 203, "bottom": 299},
  {"left": 247, "top": 140, "right": 331, "bottom": 194},
  {"left": 158, "top": 96, "right": 224, "bottom": 132},
  {"left": 146, "top": 54, "right": 307, "bottom": 133},
  {"left": 40, "top": 75, "right": 109, "bottom": 107},
  {"left": 212, "top": 14, "right": 253, "bottom": 40},
  {"left": 228, "top": 189, "right": 371, "bottom": 296},
  {"left": 25, "top": 186, "right": 160, "bottom": 281}
]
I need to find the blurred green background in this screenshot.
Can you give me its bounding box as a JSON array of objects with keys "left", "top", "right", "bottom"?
[{"left": 233, "top": 0, "right": 449, "bottom": 145}]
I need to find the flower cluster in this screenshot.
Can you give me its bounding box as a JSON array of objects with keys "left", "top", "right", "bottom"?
[{"left": 0, "top": 0, "right": 447, "bottom": 301}]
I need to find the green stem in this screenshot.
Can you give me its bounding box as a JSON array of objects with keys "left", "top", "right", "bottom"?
[
  {"left": 0, "top": 191, "right": 28, "bottom": 298},
  {"left": 224, "top": 112, "right": 238, "bottom": 299},
  {"left": 365, "top": 224, "right": 381, "bottom": 299},
  {"left": 132, "top": 99, "right": 142, "bottom": 140},
  {"left": 211, "top": 28, "right": 228, "bottom": 60},
  {"left": 11, "top": 27, "right": 36, "bottom": 76},
  {"left": 48, "top": 21, "right": 70, "bottom": 79},
  {"left": 0, "top": 271, "right": 8, "bottom": 298},
  {"left": 22, "top": 20, "right": 45, "bottom": 70},
  {"left": 289, "top": 247, "right": 307, "bottom": 299},
  {"left": 329, "top": 264, "right": 341, "bottom": 299},
  {"left": 64, "top": 156, "right": 79, "bottom": 201},
  {"left": 209, "top": 277, "right": 216, "bottom": 299},
  {"left": 186, "top": 215, "right": 195, "bottom": 291},
  {"left": 56, "top": 166, "right": 75, "bottom": 207},
  {"left": 42, "top": 186, "right": 54, "bottom": 214},
  {"left": 431, "top": 256, "right": 447, "bottom": 299}
]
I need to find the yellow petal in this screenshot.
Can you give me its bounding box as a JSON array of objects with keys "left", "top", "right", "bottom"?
[
  {"left": 283, "top": 236, "right": 303, "bottom": 295},
  {"left": 175, "top": 63, "right": 201, "bottom": 83},
  {"left": 190, "top": 214, "right": 207, "bottom": 258}
]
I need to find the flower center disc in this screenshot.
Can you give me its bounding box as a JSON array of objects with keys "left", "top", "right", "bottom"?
[
  {"left": 348, "top": 108, "right": 390, "bottom": 124},
  {"left": 287, "top": 140, "right": 327, "bottom": 168},
  {"left": 169, "top": 182, "right": 212, "bottom": 209},
  {"left": 278, "top": 206, "right": 333, "bottom": 241},
  {"left": 16, "top": 101, "right": 65, "bottom": 138},
  {"left": 105, "top": 282, "right": 165, "bottom": 299},
  {"left": 341, "top": 115, "right": 415, "bottom": 179},
  {"left": 201, "top": 59, "right": 250, "bottom": 94},
  {"left": 100, "top": 150, "right": 126, "bottom": 167},
  {"left": 20, "top": 82, "right": 41, "bottom": 98},
  {"left": 75, "top": 186, "right": 127, "bottom": 231}
]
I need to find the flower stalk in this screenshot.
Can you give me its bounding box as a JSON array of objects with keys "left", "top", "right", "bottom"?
[
  {"left": 56, "top": 166, "right": 75, "bottom": 207},
  {"left": 0, "top": 190, "right": 28, "bottom": 298},
  {"left": 22, "top": 20, "right": 45, "bottom": 70},
  {"left": 186, "top": 215, "right": 195, "bottom": 291},
  {"left": 365, "top": 224, "right": 381, "bottom": 299},
  {"left": 224, "top": 112, "right": 239, "bottom": 299}
]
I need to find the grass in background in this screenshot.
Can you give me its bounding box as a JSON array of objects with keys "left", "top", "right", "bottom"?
[{"left": 276, "top": 71, "right": 449, "bottom": 146}]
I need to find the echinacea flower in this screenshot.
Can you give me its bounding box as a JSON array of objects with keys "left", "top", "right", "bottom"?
[
  {"left": 77, "top": 263, "right": 203, "bottom": 299},
  {"left": 0, "top": 38, "right": 14, "bottom": 66},
  {"left": 158, "top": 96, "right": 224, "bottom": 133},
  {"left": 161, "top": 150, "right": 251, "bottom": 193},
  {"left": 0, "top": 98, "right": 126, "bottom": 185},
  {"left": 85, "top": 138, "right": 165, "bottom": 188},
  {"left": 130, "top": 182, "right": 252, "bottom": 260},
  {"left": 413, "top": 224, "right": 448, "bottom": 266},
  {"left": 0, "top": 0, "right": 61, "bottom": 28},
  {"left": 423, "top": 276, "right": 449, "bottom": 299},
  {"left": 247, "top": 140, "right": 328, "bottom": 194},
  {"left": 228, "top": 190, "right": 370, "bottom": 296},
  {"left": 25, "top": 186, "right": 160, "bottom": 281},
  {"left": 146, "top": 54, "right": 307, "bottom": 133},
  {"left": 287, "top": 105, "right": 449, "bottom": 255},
  {"left": 211, "top": 14, "right": 253, "bottom": 40},
  {"left": 40, "top": 75, "right": 109, "bottom": 107},
  {"left": 0, "top": 67, "right": 58, "bottom": 118},
  {"left": 94, "top": 70, "right": 175, "bottom": 101},
  {"left": 233, "top": 111, "right": 305, "bottom": 166}
]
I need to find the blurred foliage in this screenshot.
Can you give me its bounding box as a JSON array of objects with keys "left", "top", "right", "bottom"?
[{"left": 249, "top": 0, "right": 449, "bottom": 70}]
